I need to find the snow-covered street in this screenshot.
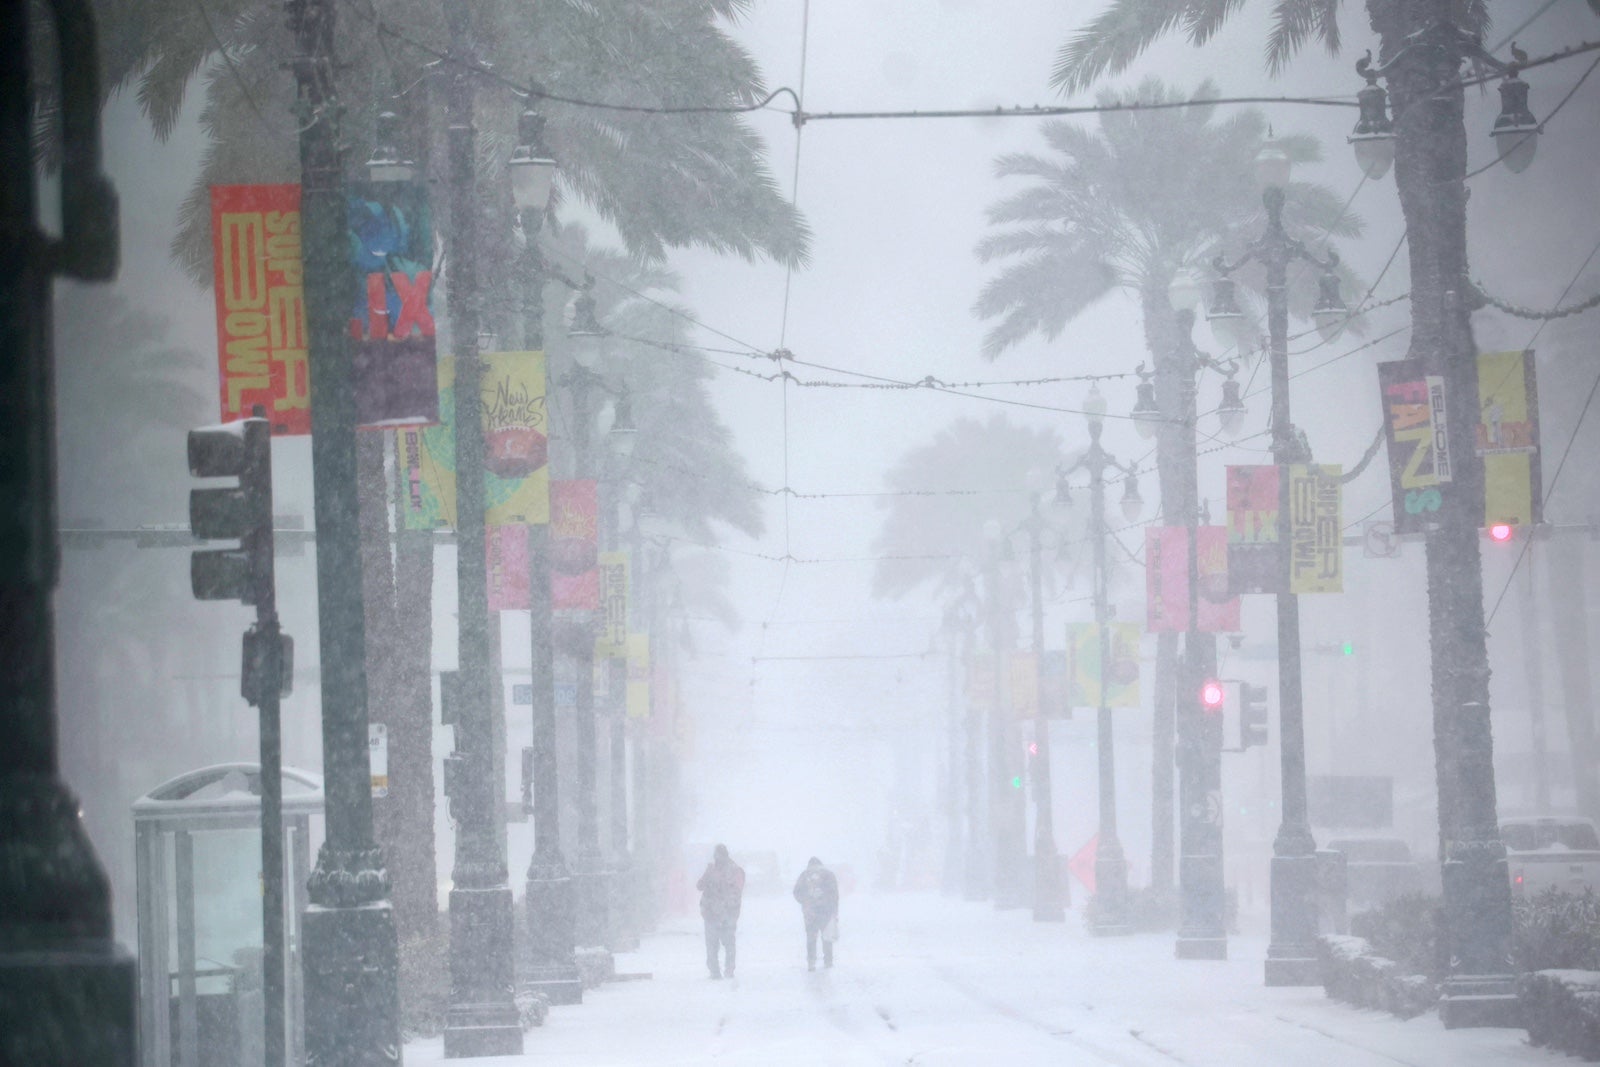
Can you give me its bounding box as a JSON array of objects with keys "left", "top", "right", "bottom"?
[{"left": 407, "top": 892, "right": 1555, "bottom": 1066}]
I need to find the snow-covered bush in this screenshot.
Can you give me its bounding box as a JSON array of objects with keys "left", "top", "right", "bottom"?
[
  {"left": 1348, "top": 892, "right": 1442, "bottom": 979},
  {"left": 1316, "top": 934, "right": 1439, "bottom": 1018},
  {"left": 1514, "top": 888, "right": 1600, "bottom": 972},
  {"left": 1520, "top": 970, "right": 1600, "bottom": 1060}
]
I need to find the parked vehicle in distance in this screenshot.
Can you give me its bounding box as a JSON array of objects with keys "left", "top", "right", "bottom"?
[
  {"left": 1324, "top": 837, "right": 1424, "bottom": 910},
  {"left": 1501, "top": 816, "right": 1600, "bottom": 898}
]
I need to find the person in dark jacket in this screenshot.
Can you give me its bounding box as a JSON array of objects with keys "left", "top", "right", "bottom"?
[
  {"left": 792, "top": 857, "right": 839, "bottom": 970},
  {"left": 696, "top": 844, "right": 745, "bottom": 979}
]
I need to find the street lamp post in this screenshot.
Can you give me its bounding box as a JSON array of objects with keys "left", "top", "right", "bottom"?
[
  {"left": 1208, "top": 136, "right": 1344, "bottom": 987},
  {"left": 510, "top": 107, "right": 583, "bottom": 1006},
  {"left": 0, "top": 2, "right": 137, "bottom": 1061},
  {"left": 1023, "top": 492, "right": 1067, "bottom": 922},
  {"left": 286, "top": 0, "right": 403, "bottom": 1060},
  {"left": 1345, "top": 15, "right": 1531, "bottom": 1025},
  {"left": 563, "top": 286, "right": 613, "bottom": 961},
  {"left": 982, "top": 521, "right": 1027, "bottom": 910},
  {"left": 604, "top": 403, "right": 640, "bottom": 953},
  {"left": 441, "top": 5, "right": 521, "bottom": 1054},
  {"left": 956, "top": 575, "right": 989, "bottom": 903},
  {"left": 1067, "top": 385, "right": 1143, "bottom": 934}
]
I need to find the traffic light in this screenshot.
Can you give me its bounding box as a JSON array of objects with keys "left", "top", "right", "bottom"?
[
  {"left": 1240, "top": 683, "right": 1269, "bottom": 747},
  {"left": 1199, "top": 678, "right": 1225, "bottom": 713},
  {"left": 188, "top": 416, "right": 272, "bottom": 603},
  {"left": 1486, "top": 522, "right": 1515, "bottom": 543}
]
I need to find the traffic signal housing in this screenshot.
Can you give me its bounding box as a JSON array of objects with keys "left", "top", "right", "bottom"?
[
  {"left": 189, "top": 416, "right": 273, "bottom": 604},
  {"left": 1240, "top": 683, "right": 1269, "bottom": 748}
]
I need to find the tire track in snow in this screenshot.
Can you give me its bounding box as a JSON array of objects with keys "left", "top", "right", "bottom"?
[
  {"left": 934, "top": 967, "right": 1179, "bottom": 1066},
  {"left": 1265, "top": 1012, "right": 1428, "bottom": 1067}
]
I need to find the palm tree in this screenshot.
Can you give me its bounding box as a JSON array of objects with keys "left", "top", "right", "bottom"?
[
  {"left": 972, "top": 78, "right": 1359, "bottom": 891},
  {"left": 1049, "top": 0, "right": 1596, "bottom": 1010}
]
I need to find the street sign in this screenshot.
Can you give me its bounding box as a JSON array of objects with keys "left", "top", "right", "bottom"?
[
  {"left": 512, "top": 683, "right": 533, "bottom": 706},
  {"left": 1362, "top": 520, "right": 1401, "bottom": 559}
]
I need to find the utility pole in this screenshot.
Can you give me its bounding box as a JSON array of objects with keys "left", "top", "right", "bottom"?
[
  {"left": 285, "top": 0, "right": 402, "bottom": 1059},
  {"left": 0, "top": 0, "right": 136, "bottom": 1062},
  {"left": 440, "top": 2, "right": 522, "bottom": 1054}
]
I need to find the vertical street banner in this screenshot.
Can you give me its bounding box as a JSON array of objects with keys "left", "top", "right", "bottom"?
[
  {"left": 1067, "top": 622, "right": 1141, "bottom": 708},
  {"left": 346, "top": 180, "right": 438, "bottom": 427},
  {"left": 1226, "top": 465, "right": 1280, "bottom": 594},
  {"left": 1287, "top": 464, "right": 1343, "bottom": 594},
  {"left": 596, "top": 552, "right": 630, "bottom": 658},
  {"left": 368, "top": 724, "right": 388, "bottom": 798},
  {"left": 1145, "top": 527, "right": 1241, "bottom": 632},
  {"left": 1477, "top": 350, "right": 1542, "bottom": 527},
  {"left": 1378, "top": 359, "right": 1451, "bottom": 534},
  {"left": 550, "top": 480, "right": 599, "bottom": 610},
  {"left": 399, "top": 353, "right": 551, "bottom": 529},
  {"left": 210, "top": 184, "right": 310, "bottom": 434},
  {"left": 626, "top": 633, "right": 651, "bottom": 719},
  {"left": 486, "top": 525, "right": 531, "bottom": 611},
  {"left": 1009, "top": 652, "right": 1037, "bottom": 718}
]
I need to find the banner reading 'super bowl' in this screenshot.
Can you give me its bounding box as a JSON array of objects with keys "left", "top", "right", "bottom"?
[
  {"left": 596, "top": 552, "right": 630, "bottom": 658},
  {"left": 1145, "top": 527, "right": 1240, "bottom": 633},
  {"left": 1067, "top": 622, "right": 1141, "bottom": 708},
  {"left": 1477, "top": 350, "right": 1542, "bottom": 527},
  {"left": 210, "top": 185, "right": 309, "bottom": 433},
  {"left": 400, "top": 353, "right": 550, "bottom": 529},
  {"left": 1288, "top": 464, "right": 1343, "bottom": 594},
  {"left": 347, "top": 180, "right": 439, "bottom": 427}
]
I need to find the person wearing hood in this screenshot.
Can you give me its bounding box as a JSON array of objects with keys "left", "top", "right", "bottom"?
[
  {"left": 696, "top": 844, "right": 745, "bottom": 979},
  {"left": 792, "top": 856, "right": 840, "bottom": 970}
]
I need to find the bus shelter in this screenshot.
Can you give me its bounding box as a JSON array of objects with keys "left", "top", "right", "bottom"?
[{"left": 133, "top": 764, "right": 322, "bottom": 1067}]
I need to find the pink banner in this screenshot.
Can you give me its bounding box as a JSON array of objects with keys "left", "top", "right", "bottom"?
[
  {"left": 1145, "top": 526, "right": 1241, "bottom": 633},
  {"left": 550, "top": 480, "right": 599, "bottom": 611},
  {"left": 487, "top": 526, "right": 530, "bottom": 611}
]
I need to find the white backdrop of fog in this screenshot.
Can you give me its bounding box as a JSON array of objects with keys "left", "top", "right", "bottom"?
[{"left": 68, "top": 0, "right": 1600, "bottom": 936}]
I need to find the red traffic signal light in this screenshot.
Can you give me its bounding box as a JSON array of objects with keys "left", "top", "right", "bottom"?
[
  {"left": 1488, "top": 522, "right": 1514, "bottom": 543},
  {"left": 1200, "top": 678, "right": 1225, "bottom": 712}
]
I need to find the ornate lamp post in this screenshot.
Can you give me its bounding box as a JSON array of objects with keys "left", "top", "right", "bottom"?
[
  {"left": 441, "top": 5, "right": 521, "bottom": 1053},
  {"left": 1064, "top": 384, "right": 1147, "bottom": 934},
  {"left": 1207, "top": 135, "right": 1343, "bottom": 987},
  {"left": 1344, "top": 20, "right": 1538, "bottom": 1025},
  {"left": 508, "top": 105, "right": 583, "bottom": 1007}
]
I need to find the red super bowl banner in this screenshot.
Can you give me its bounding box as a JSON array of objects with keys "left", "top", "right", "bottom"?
[
  {"left": 1145, "top": 526, "right": 1240, "bottom": 633},
  {"left": 210, "top": 184, "right": 309, "bottom": 433}
]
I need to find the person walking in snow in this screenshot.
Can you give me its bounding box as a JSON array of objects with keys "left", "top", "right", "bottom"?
[
  {"left": 697, "top": 844, "right": 745, "bottom": 979},
  {"left": 793, "top": 856, "right": 839, "bottom": 970}
]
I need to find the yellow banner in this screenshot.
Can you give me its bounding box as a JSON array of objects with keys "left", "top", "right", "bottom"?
[
  {"left": 1068, "top": 622, "right": 1141, "bottom": 708},
  {"left": 401, "top": 352, "right": 550, "bottom": 528},
  {"left": 626, "top": 633, "right": 651, "bottom": 719},
  {"left": 1477, "top": 350, "right": 1541, "bottom": 527},
  {"left": 596, "top": 552, "right": 630, "bottom": 658},
  {"left": 1288, "top": 464, "right": 1342, "bottom": 594}
]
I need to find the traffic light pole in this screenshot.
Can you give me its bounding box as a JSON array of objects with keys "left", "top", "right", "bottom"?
[
  {"left": 285, "top": 0, "right": 402, "bottom": 1060},
  {"left": 1174, "top": 311, "right": 1226, "bottom": 961}
]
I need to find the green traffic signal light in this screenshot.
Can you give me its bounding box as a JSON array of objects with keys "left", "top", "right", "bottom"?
[{"left": 1011, "top": 775, "right": 1022, "bottom": 789}]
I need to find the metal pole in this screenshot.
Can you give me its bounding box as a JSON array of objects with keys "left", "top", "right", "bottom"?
[
  {"left": 0, "top": 0, "right": 136, "bottom": 1060},
  {"left": 605, "top": 485, "right": 638, "bottom": 952},
  {"left": 286, "top": 0, "right": 403, "bottom": 1058},
  {"left": 1260, "top": 187, "right": 1319, "bottom": 986},
  {"left": 520, "top": 212, "right": 582, "bottom": 1005},
  {"left": 942, "top": 620, "right": 964, "bottom": 896},
  {"left": 1519, "top": 541, "right": 1550, "bottom": 812},
  {"left": 962, "top": 616, "right": 989, "bottom": 901},
  {"left": 1028, "top": 501, "right": 1065, "bottom": 921},
  {"left": 1087, "top": 430, "right": 1129, "bottom": 934},
  {"left": 441, "top": 3, "right": 521, "bottom": 1053},
  {"left": 1174, "top": 310, "right": 1226, "bottom": 960},
  {"left": 986, "top": 555, "right": 1024, "bottom": 909}
]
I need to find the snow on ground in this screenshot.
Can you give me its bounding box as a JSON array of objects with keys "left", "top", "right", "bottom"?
[{"left": 407, "top": 892, "right": 1559, "bottom": 1066}]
